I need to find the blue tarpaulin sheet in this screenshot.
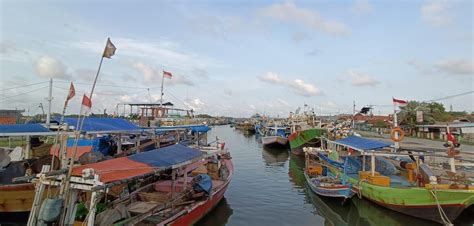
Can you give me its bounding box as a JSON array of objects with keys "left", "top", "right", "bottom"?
[
  {"left": 155, "top": 125, "right": 210, "bottom": 133},
  {"left": 129, "top": 144, "right": 202, "bottom": 168},
  {"left": 333, "top": 136, "right": 391, "bottom": 151},
  {"left": 67, "top": 138, "right": 99, "bottom": 147},
  {"left": 60, "top": 117, "right": 141, "bottom": 132},
  {"left": 0, "top": 124, "right": 49, "bottom": 133},
  {"left": 192, "top": 174, "right": 212, "bottom": 194},
  {"left": 318, "top": 153, "right": 345, "bottom": 168}
]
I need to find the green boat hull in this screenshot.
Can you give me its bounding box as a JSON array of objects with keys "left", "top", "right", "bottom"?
[
  {"left": 327, "top": 166, "right": 474, "bottom": 223},
  {"left": 288, "top": 128, "right": 325, "bottom": 155}
]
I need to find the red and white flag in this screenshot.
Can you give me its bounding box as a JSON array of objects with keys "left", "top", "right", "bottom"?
[
  {"left": 80, "top": 94, "right": 92, "bottom": 116},
  {"left": 393, "top": 97, "right": 408, "bottom": 107},
  {"left": 66, "top": 82, "right": 75, "bottom": 102},
  {"left": 163, "top": 70, "right": 172, "bottom": 79}
]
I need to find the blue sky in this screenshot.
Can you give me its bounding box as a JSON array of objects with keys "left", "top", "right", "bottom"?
[{"left": 1, "top": 0, "right": 472, "bottom": 117}]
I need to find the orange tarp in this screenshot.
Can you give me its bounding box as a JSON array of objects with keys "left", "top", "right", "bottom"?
[
  {"left": 72, "top": 157, "right": 154, "bottom": 183},
  {"left": 50, "top": 145, "right": 93, "bottom": 160}
]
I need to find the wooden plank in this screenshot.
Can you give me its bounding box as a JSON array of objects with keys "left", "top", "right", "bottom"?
[{"left": 128, "top": 201, "right": 161, "bottom": 215}]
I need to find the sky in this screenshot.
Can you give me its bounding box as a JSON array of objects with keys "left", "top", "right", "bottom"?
[{"left": 0, "top": 0, "right": 473, "bottom": 117}]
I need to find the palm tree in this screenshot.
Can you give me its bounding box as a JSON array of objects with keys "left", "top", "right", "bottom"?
[{"left": 398, "top": 101, "right": 434, "bottom": 135}]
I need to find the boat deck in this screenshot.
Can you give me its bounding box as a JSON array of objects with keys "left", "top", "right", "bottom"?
[{"left": 347, "top": 173, "right": 416, "bottom": 188}]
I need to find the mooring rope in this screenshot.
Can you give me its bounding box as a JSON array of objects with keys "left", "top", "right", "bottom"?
[{"left": 429, "top": 188, "right": 453, "bottom": 226}]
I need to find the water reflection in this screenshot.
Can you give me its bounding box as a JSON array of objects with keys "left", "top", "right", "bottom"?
[
  {"left": 261, "top": 148, "right": 289, "bottom": 167},
  {"left": 195, "top": 198, "right": 233, "bottom": 226}
]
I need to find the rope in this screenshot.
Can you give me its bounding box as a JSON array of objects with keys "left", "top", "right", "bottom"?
[{"left": 429, "top": 187, "right": 453, "bottom": 226}]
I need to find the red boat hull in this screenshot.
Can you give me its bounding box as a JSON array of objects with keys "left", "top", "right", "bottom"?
[{"left": 170, "top": 159, "right": 233, "bottom": 226}]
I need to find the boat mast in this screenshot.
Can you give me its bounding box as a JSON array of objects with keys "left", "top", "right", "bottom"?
[{"left": 46, "top": 78, "right": 53, "bottom": 128}]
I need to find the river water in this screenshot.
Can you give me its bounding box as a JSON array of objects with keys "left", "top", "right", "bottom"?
[{"left": 196, "top": 125, "right": 473, "bottom": 226}]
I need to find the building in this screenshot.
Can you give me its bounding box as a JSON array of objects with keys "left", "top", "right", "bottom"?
[
  {"left": 416, "top": 123, "right": 474, "bottom": 142},
  {"left": 0, "top": 109, "right": 24, "bottom": 124}
]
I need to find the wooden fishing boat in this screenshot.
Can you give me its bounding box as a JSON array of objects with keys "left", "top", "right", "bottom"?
[
  {"left": 305, "top": 174, "right": 354, "bottom": 199},
  {"left": 104, "top": 150, "right": 233, "bottom": 225},
  {"left": 27, "top": 143, "right": 232, "bottom": 226},
  {"left": 288, "top": 128, "right": 325, "bottom": 155},
  {"left": 261, "top": 126, "right": 289, "bottom": 149},
  {"left": 314, "top": 135, "right": 474, "bottom": 224},
  {"left": 304, "top": 148, "right": 354, "bottom": 200}
]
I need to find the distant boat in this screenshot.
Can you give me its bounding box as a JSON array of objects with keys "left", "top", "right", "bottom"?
[
  {"left": 288, "top": 111, "right": 326, "bottom": 156},
  {"left": 289, "top": 128, "right": 326, "bottom": 156},
  {"left": 261, "top": 126, "right": 289, "bottom": 149}
]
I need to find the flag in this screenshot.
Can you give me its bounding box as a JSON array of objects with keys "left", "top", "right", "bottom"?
[
  {"left": 163, "top": 70, "right": 172, "bottom": 79},
  {"left": 102, "top": 38, "right": 116, "bottom": 59},
  {"left": 66, "top": 82, "right": 75, "bottom": 102},
  {"left": 80, "top": 94, "right": 92, "bottom": 116},
  {"left": 392, "top": 97, "right": 408, "bottom": 107}
]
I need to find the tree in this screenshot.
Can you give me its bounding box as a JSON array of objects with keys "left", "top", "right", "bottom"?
[{"left": 398, "top": 101, "right": 435, "bottom": 133}]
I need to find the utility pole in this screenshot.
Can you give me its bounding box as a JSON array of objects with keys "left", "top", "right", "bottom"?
[
  {"left": 46, "top": 78, "right": 53, "bottom": 128},
  {"left": 352, "top": 100, "right": 356, "bottom": 129}
]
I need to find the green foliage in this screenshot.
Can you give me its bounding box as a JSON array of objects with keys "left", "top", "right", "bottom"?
[
  {"left": 399, "top": 101, "right": 467, "bottom": 131},
  {"left": 374, "top": 120, "right": 387, "bottom": 128}
]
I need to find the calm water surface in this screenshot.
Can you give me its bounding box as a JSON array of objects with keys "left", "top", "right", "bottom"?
[{"left": 196, "top": 125, "right": 474, "bottom": 226}]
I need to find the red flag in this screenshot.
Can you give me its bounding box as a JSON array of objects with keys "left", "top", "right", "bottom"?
[
  {"left": 80, "top": 94, "right": 92, "bottom": 115},
  {"left": 67, "top": 82, "right": 75, "bottom": 101},
  {"left": 163, "top": 70, "right": 172, "bottom": 79},
  {"left": 392, "top": 98, "right": 408, "bottom": 107}
]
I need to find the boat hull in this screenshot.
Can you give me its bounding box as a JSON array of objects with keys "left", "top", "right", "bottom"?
[
  {"left": 169, "top": 158, "right": 234, "bottom": 226},
  {"left": 289, "top": 128, "right": 325, "bottom": 156},
  {"left": 351, "top": 184, "right": 473, "bottom": 223},
  {"left": 323, "top": 162, "right": 474, "bottom": 223},
  {"left": 0, "top": 183, "right": 47, "bottom": 213},
  {"left": 262, "top": 136, "right": 288, "bottom": 149},
  {"left": 304, "top": 172, "right": 353, "bottom": 199}
]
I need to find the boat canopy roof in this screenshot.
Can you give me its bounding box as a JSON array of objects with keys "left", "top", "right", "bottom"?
[
  {"left": 61, "top": 117, "right": 141, "bottom": 132},
  {"left": 72, "top": 144, "right": 203, "bottom": 183},
  {"left": 0, "top": 123, "right": 54, "bottom": 136},
  {"left": 333, "top": 135, "right": 391, "bottom": 151},
  {"left": 155, "top": 125, "right": 210, "bottom": 133}
]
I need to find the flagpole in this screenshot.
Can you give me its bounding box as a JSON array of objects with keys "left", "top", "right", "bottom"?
[
  {"left": 60, "top": 39, "right": 110, "bottom": 224},
  {"left": 393, "top": 97, "right": 399, "bottom": 150},
  {"left": 160, "top": 70, "right": 165, "bottom": 107}
]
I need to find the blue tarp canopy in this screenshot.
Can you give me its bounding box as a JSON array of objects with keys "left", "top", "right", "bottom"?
[
  {"left": 129, "top": 143, "right": 203, "bottom": 168},
  {"left": 0, "top": 123, "right": 50, "bottom": 134},
  {"left": 60, "top": 117, "right": 141, "bottom": 132},
  {"left": 333, "top": 136, "right": 391, "bottom": 151},
  {"left": 155, "top": 125, "right": 211, "bottom": 133}
]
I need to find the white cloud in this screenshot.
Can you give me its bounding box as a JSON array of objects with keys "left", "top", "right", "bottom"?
[
  {"left": 435, "top": 59, "right": 474, "bottom": 75},
  {"left": 341, "top": 70, "right": 380, "bottom": 87},
  {"left": 259, "top": 72, "right": 283, "bottom": 84},
  {"left": 421, "top": 1, "right": 452, "bottom": 26},
  {"left": 290, "top": 79, "right": 322, "bottom": 97},
  {"left": 184, "top": 98, "right": 205, "bottom": 111},
  {"left": 260, "top": 2, "right": 349, "bottom": 36},
  {"left": 131, "top": 61, "right": 194, "bottom": 86},
  {"left": 408, "top": 58, "right": 473, "bottom": 76},
  {"left": 259, "top": 71, "right": 323, "bottom": 97},
  {"left": 351, "top": 0, "right": 373, "bottom": 15},
  {"left": 35, "top": 55, "right": 70, "bottom": 79},
  {"left": 68, "top": 38, "right": 220, "bottom": 76}
]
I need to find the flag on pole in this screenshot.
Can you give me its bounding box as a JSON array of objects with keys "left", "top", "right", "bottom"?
[
  {"left": 163, "top": 70, "right": 173, "bottom": 79},
  {"left": 392, "top": 97, "right": 408, "bottom": 107},
  {"left": 66, "top": 82, "right": 75, "bottom": 102},
  {"left": 103, "top": 38, "right": 116, "bottom": 59},
  {"left": 80, "top": 94, "right": 92, "bottom": 116}
]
